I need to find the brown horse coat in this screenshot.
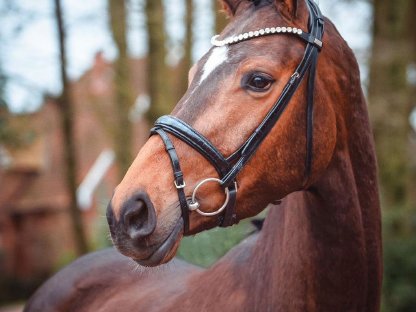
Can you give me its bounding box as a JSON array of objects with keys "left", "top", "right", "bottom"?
[{"left": 25, "top": 0, "right": 382, "bottom": 311}]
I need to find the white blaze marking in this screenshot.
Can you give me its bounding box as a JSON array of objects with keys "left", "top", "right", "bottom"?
[{"left": 199, "top": 46, "right": 229, "bottom": 84}]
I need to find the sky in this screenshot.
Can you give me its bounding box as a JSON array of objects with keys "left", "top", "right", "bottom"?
[{"left": 0, "top": 0, "right": 372, "bottom": 113}]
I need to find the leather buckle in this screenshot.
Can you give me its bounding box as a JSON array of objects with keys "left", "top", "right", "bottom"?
[
  {"left": 313, "top": 38, "right": 323, "bottom": 48},
  {"left": 174, "top": 180, "right": 186, "bottom": 189}
]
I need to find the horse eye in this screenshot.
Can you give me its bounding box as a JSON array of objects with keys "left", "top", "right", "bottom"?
[{"left": 243, "top": 73, "right": 275, "bottom": 92}]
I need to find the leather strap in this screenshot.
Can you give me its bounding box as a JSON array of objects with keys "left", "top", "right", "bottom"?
[
  {"left": 219, "top": 183, "right": 238, "bottom": 227},
  {"left": 154, "top": 129, "right": 190, "bottom": 233},
  {"left": 152, "top": 116, "right": 231, "bottom": 176},
  {"left": 150, "top": 0, "right": 324, "bottom": 234}
]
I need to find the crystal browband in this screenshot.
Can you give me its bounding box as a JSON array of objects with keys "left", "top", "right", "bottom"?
[{"left": 211, "top": 26, "right": 323, "bottom": 48}]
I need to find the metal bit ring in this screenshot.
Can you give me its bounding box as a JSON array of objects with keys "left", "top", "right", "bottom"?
[{"left": 188, "top": 178, "right": 230, "bottom": 217}]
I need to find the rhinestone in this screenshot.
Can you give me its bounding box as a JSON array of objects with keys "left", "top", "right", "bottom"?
[
  {"left": 297, "top": 29, "right": 303, "bottom": 34},
  {"left": 243, "top": 33, "right": 249, "bottom": 39},
  {"left": 265, "top": 28, "right": 271, "bottom": 33},
  {"left": 270, "top": 27, "right": 276, "bottom": 33},
  {"left": 259, "top": 29, "right": 265, "bottom": 35},
  {"left": 233, "top": 36, "right": 239, "bottom": 42},
  {"left": 293, "top": 27, "right": 297, "bottom": 33},
  {"left": 276, "top": 27, "right": 282, "bottom": 32},
  {"left": 238, "top": 34, "right": 243, "bottom": 40},
  {"left": 254, "top": 31, "right": 259, "bottom": 36},
  {"left": 282, "top": 27, "right": 287, "bottom": 32},
  {"left": 249, "top": 31, "right": 254, "bottom": 37},
  {"left": 288, "top": 27, "right": 293, "bottom": 32}
]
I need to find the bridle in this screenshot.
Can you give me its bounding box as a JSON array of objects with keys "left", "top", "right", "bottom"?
[{"left": 151, "top": 0, "right": 324, "bottom": 234}]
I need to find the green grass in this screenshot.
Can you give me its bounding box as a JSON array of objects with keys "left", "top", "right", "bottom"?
[{"left": 177, "top": 218, "right": 260, "bottom": 268}]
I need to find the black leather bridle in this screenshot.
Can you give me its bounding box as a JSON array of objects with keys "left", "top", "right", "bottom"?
[{"left": 150, "top": 0, "right": 324, "bottom": 234}]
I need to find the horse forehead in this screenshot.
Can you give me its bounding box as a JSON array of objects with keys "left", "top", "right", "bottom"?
[
  {"left": 195, "top": 4, "right": 285, "bottom": 85},
  {"left": 199, "top": 46, "right": 229, "bottom": 85}
]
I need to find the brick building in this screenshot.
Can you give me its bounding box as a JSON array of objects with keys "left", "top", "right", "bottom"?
[{"left": 0, "top": 53, "right": 149, "bottom": 297}]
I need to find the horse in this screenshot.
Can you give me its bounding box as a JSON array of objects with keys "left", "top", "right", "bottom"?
[{"left": 24, "top": 0, "right": 382, "bottom": 311}]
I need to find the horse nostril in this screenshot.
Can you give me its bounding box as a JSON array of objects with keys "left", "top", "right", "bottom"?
[
  {"left": 124, "top": 201, "right": 146, "bottom": 235},
  {"left": 106, "top": 203, "right": 116, "bottom": 237},
  {"left": 122, "top": 193, "right": 157, "bottom": 240}
]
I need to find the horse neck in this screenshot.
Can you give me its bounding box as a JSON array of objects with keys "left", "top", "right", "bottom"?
[
  {"left": 185, "top": 96, "right": 382, "bottom": 311},
  {"left": 179, "top": 25, "right": 382, "bottom": 312},
  {"left": 246, "top": 57, "right": 382, "bottom": 311}
]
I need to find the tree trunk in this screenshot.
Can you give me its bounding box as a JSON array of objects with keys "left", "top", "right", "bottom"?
[
  {"left": 0, "top": 68, "right": 10, "bottom": 144},
  {"left": 145, "top": 0, "right": 171, "bottom": 122},
  {"left": 0, "top": 34, "right": 11, "bottom": 145},
  {"left": 109, "top": 0, "right": 133, "bottom": 178},
  {"left": 54, "top": 0, "right": 88, "bottom": 255},
  {"left": 177, "top": 0, "right": 193, "bottom": 100},
  {"left": 368, "top": 0, "right": 416, "bottom": 211},
  {"left": 215, "top": 0, "right": 228, "bottom": 34}
]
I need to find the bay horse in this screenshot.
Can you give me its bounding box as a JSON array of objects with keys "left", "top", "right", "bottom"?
[{"left": 25, "top": 0, "right": 382, "bottom": 311}]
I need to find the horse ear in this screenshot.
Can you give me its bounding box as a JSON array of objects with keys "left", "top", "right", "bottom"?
[
  {"left": 219, "top": 0, "right": 241, "bottom": 16},
  {"left": 275, "top": 0, "right": 299, "bottom": 20}
]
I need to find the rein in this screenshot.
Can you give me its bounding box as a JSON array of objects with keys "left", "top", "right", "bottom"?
[{"left": 151, "top": 0, "right": 324, "bottom": 234}]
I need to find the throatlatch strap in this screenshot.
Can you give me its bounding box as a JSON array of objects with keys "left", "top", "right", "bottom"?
[
  {"left": 304, "top": 49, "right": 318, "bottom": 185},
  {"left": 219, "top": 184, "right": 238, "bottom": 227}
]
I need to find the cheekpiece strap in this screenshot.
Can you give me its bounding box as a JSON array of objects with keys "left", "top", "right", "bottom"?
[{"left": 154, "top": 129, "right": 190, "bottom": 233}]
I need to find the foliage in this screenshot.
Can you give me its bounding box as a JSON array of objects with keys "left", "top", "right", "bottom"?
[
  {"left": 382, "top": 209, "right": 416, "bottom": 312},
  {"left": 90, "top": 202, "right": 114, "bottom": 251},
  {"left": 0, "top": 275, "right": 45, "bottom": 305},
  {"left": 368, "top": 1, "right": 416, "bottom": 310},
  {"left": 382, "top": 236, "right": 416, "bottom": 312},
  {"left": 177, "top": 220, "right": 255, "bottom": 267},
  {"left": 0, "top": 110, "right": 35, "bottom": 149},
  {"left": 177, "top": 209, "right": 267, "bottom": 267}
]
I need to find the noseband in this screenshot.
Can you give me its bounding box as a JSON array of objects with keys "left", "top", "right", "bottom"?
[{"left": 151, "top": 0, "right": 324, "bottom": 234}]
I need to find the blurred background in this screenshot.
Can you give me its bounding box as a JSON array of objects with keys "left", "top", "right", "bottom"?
[{"left": 0, "top": 0, "right": 415, "bottom": 311}]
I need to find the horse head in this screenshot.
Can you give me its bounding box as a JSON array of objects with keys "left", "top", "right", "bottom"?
[{"left": 107, "top": 0, "right": 337, "bottom": 266}]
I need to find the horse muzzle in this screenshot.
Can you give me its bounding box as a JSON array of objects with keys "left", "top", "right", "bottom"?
[{"left": 106, "top": 191, "right": 183, "bottom": 266}]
